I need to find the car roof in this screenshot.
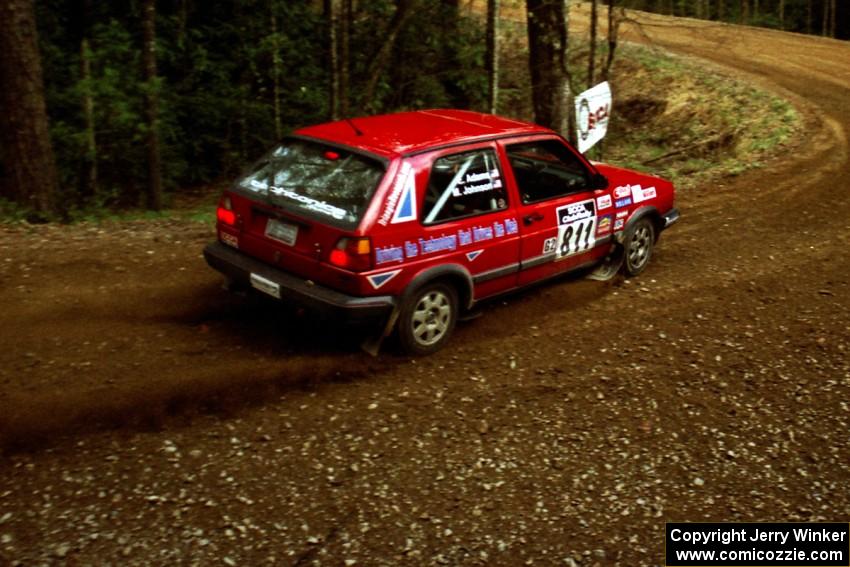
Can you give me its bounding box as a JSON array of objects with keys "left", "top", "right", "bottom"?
[{"left": 294, "top": 109, "right": 552, "bottom": 158}]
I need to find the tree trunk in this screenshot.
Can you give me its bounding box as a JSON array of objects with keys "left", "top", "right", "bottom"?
[
  {"left": 80, "top": 37, "right": 98, "bottom": 199},
  {"left": 830, "top": 0, "right": 836, "bottom": 38},
  {"left": 77, "top": 0, "right": 97, "bottom": 200},
  {"left": 741, "top": 0, "right": 749, "bottom": 24},
  {"left": 361, "top": 0, "right": 417, "bottom": 113},
  {"left": 325, "top": 0, "right": 340, "bottom": 120},
  {"left": 752, "top": 0, "right": 758, "bottom": 21},
  {"left": 177, "top": 0, "right": 187, "bottom": 48},
  {"left": 339, "top": 0, "right": 351, "bottom": 117},
  {"left": 142, "top": 0, "right": 163, "bottom": 211},
  {"left": 588, "top": 0, "right": 597, "bottom": 89},
  {"left": 0, "top": 0, "right": 59, "bottom": 216},
  {"left": 269, "top": 0, "right": 283, "bottom": 140},
  {"left": 271, "top": 1, "right": 282, "bottom": 139},
  {"left": 822, "top": 0, "right": 829, "bottom": 36},
  {"left": 718, "top": 0, "right": 725, "bottom": 21},
  {"left": 806, "top": 0, "right": 812, "bottom": 34},
  {"left": 526, "top": 0, "right": 572, "bottom": 138},
  {"left": 778, "top": 0, "right": 784, "bottom": 29},
  {"left": 602, "top": 0, "right": 618, "bottom": 81},
  {"left": 486, "top": 0, "right": 499, "bottom": 114}
]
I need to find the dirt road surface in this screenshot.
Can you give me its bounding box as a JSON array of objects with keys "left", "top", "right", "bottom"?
[{"left": 1, "top": 11, "right": 849, "bottom": 566}]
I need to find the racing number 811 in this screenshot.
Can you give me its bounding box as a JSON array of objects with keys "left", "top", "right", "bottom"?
[{"left": 557, "top": 217, "right": 596, "bottom": 259}]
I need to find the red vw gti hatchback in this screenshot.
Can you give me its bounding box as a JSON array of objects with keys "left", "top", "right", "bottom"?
[{"left": 204, "top": 109, "right": 679, "bottom": 354}]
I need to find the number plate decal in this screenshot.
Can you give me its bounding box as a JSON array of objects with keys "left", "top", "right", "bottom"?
[
  {"left": 265, "top": 218, "right": 298, "bottom": 246},
  {"left": 555, "top": 199, "right": 596, "bottom": 260}
]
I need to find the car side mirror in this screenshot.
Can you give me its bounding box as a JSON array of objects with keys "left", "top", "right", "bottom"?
[{"left": 590, "top": 172, "right": 608, "bottom": 190}]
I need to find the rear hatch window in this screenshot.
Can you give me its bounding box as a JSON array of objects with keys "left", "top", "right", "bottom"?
[{"left": 236, "top": 138, "right": 385, "bottom": 229}]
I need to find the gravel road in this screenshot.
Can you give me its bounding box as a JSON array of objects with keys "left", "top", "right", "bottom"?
[{"left": 1, "top": 9, "right": 849, "bottom": 566}]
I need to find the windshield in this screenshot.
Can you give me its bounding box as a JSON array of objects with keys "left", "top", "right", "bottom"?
[{"left": 237, "top": 139, "right": 385, "bottom": 228}]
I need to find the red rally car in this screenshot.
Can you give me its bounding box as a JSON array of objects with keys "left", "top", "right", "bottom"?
[{"left": 204, "top": 110, "right": 679, "bottom": 354}]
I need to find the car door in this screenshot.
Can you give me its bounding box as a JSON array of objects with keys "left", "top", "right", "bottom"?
[
  {"left": 410, "top": 142, "right": 522, "bottom": 300},
  {"left": 499, "top": 136, "right": 609, "bottom": 287}
]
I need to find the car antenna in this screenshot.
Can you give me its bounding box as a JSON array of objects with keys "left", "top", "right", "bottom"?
[{"left": 345, "top": 117, "right": 363, "bottom": 137}]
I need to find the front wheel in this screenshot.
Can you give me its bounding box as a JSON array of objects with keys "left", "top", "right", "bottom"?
[
  {"left": 623, "top": 218, "right": 655, "bottom": 276},
  {"left": 397, "top": 282, "right": 458, "bottom": 356}
]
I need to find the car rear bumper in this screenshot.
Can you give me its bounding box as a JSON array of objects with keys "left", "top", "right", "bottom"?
[{"left": 203, "top": 242, "right": 396, "bottom": 324}]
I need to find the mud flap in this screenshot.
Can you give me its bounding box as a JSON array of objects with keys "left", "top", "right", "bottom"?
[
  {"left": 360, "top": 307, "right": 400, "bottom": 357},
  {"left": 586, "top": 245, "right": 624, "bottom": 281}
]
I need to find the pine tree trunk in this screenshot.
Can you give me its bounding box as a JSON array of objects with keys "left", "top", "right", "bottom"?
[
  {"left": 602, "top": 0, "right": 618, "bottom": 81},
  {"left": 339, "top": 0, "right": 351, "bottom": 117},
  {"left": 486, "top": 0, "right": 499, "bottom": 114},
  {"left": 830, "top": 0, "right": 836, "bottom": 37},
  {"left": 588, "top": 0, "right": 597, "bottom": 89},
  {"left": 526, "top": 0, "right": 573, "bottom": 138},
  {"left": 822, "top": 0, "right": 829, "bottom": 36},
  {"left": 718, "top": 0, "right": 725, "bottom": 22},
  {"left": 806, "top": 0, "right": 812, "bottom": 34},
  {"left": 271, "top": 1, "right": 282, "bottom": 139},
  {"left": 325, "top": 0, "right": 340, "bottom": 120},
  {"left": 361, "top": 0, "right": 416, "bottom": 113},
  {"left": 778, "top": 0, "right": 784, "bottom": 29},
  {"left": 0, "top": 0, "right": 59, "bottom": 216},
  {"left": 177, "top": 0, "right": 187, "bottom": 47},
  {"left": 142, "top": 0, "right": 163, "bottom": 211},
  {"left": 80, "top": 37, "right": 98, "bottom": 199}
]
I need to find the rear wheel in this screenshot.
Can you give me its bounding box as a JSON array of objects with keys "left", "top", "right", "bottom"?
[
  {"left": 623, "top": 218, "right": 655, "bottom": 276},
  {"left": 398, "top": 282, "right": 458, "bottom": 356}
]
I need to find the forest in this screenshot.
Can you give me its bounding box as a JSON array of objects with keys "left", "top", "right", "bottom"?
[{"left": 0, "top": 0, "right": 847, "bottom": 220}]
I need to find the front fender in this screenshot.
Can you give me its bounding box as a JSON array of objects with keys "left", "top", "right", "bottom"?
[{"left": 614, "top": 206, "right": 660, "bottom": 244}]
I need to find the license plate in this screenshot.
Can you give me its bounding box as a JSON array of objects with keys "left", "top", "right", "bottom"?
[
  {"left": 250, "top": 273, "right": 281, "bottom": 299},
  {"left": 265, "top": 218, "right": 298, "bottom": 246}
]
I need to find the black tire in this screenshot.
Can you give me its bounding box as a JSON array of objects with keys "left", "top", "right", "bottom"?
[
  {"left": 623, "top": 217, "right": 655, "bottom": 277},
  {"left": 397, "top": 281, "right": 458, "bottom": 356}
]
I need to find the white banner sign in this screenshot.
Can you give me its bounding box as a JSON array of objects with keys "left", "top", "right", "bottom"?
[{"left": 575, "top": 81, "right": 612, "bottom": 153}]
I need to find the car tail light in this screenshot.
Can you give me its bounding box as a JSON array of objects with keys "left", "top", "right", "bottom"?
[
  {"left": 216, "top": 195, "right": 237, "bottom": 226},
  {"left": 328, "top": 237, "right": 372, "bottom": 272}
]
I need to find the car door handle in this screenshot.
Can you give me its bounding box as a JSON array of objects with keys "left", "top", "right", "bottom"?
[{"left": 523, "top": 212, "right": 544, "bottom": 225}]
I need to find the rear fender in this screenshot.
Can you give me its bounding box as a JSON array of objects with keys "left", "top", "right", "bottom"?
[{"left": 402, "top": 264, "right": 475, "bottom": 311}]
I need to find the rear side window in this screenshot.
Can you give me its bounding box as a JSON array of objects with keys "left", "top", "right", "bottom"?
[
  {"left": 506, "top": 139, "right": 591, "bottom": 203},
  {"left": 237, "top": 139, "right": 385, "bottom": 228},
  {"left": 422, "top": 148, "right": 507, "bottom": 225}
]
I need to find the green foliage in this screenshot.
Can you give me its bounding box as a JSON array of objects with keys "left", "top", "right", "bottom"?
[
  {"left": 13, "top": 0, "right": 811, "bottom": 222},
  {"left": 0, "top": 198, "right": 34, "bottom": 223},
  {"left": 28, "top": 0, "right": 493, "bottom": 212}
]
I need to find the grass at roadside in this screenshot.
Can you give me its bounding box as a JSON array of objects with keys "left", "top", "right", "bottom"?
[
  {"left": 0, "top": 192, "right": 218, "bottom": 226},
  {"left": 599, "top": 43, "right": 800, "bottom": 190}
]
